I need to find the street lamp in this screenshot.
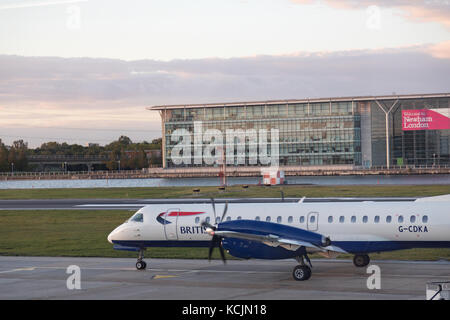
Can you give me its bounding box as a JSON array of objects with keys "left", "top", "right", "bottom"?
[{"left": 118, "top": 160, "right": 121, "bottom": 171}]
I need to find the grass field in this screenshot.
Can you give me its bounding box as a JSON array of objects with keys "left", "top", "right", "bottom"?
[
  {"left": 0, "top": 209, "right": 449, "bottom": 261},
  {"left": 0, "top": 184, "right": 449, "bottom": 260},
  {"left": 0, "top": 184, "right": 449, "bottom": 199}
]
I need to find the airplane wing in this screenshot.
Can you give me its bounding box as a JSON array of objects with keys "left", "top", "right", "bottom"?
[{"left": 213, "top": 220, "right": 347, "bottom": 254}]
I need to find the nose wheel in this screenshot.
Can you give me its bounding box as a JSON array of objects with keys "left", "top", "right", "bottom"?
[
  {"left": 136, "top": 260, "right": 147, "bottom": 270},
  {"left": 136, "top": 248, "right": 147, "bottom": 270}
]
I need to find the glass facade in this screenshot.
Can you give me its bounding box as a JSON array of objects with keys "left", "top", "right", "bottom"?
[
  {"left": 154, "top": 94, "right": 450, "bottom": 168},
  {"left": 162, "top": 101, "right": 361, "bottom": 167}
]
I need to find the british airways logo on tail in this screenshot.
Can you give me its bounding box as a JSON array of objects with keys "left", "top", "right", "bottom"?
[{"left": 157, "top": 211, "right": 205, "bottom": 225}]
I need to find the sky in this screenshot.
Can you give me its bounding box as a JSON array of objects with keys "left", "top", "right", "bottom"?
[{"left": 0, "top": 0, "right": 449, "bottom": 147}]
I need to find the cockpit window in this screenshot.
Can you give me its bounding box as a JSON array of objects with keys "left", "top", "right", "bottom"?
[{"left": 130, "top": 213, "right": 144, "bottom": 223}]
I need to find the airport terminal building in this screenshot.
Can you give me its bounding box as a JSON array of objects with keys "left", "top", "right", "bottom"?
[{"left": 150, "top": 93, "right": 450, "bottom": 169}]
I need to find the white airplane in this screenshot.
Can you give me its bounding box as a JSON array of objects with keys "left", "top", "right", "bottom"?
[{"left": 107, "top": 194, "right": 450, "bottom": 281}]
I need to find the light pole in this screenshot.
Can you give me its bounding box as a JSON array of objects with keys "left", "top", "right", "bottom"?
[
  {"left": 118, "top": 160, "right": 121, "bottom": 172},
  {"left": 11, "top": 162, "right": 14, "bottom": 175}
]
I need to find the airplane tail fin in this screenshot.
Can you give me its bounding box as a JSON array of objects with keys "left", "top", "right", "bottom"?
[{"left": 415, "top": 194, "right": 450, "bottom": 202}]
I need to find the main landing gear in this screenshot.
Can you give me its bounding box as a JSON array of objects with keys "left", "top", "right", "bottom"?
[
  {"left": 353, "top": 254, "right": 370, "bottom": 267},
  {"left": 293, "top": 250, "right": 312, "bottom": 281},
  {"left": 136, "top": 248, "right": 147, "bottom": 270}
]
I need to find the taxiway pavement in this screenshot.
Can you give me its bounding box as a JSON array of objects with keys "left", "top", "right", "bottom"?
[{"left": 0, "top": 256, "right": 447, "bottom": 300}]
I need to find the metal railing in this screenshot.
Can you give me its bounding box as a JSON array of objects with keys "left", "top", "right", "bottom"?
[
  {"left": 0, "top": 164, "right": 448, "bottom": 178},
  {"left": 27, "top": 155, "right": 110, "bottom": 161}
]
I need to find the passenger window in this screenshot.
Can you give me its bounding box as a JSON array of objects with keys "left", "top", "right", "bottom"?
[
  {"left": 205, "top": 217, "right": 210, "bottom": 223},
  {"left": 226, "top": 216, "right": 232, "bottom": 222},
  {"left": 237, "top": 216, "right": 242, "bottom": 220},
  {"left": 374, "top": 216, "right": 380, "bottom": 223},
  {"left": 310, "top": 216, "right": 316, "bottom": 223},
  {"left": 130, "top": 213, "right": 143, "bottom": 223},
  {"left": 266, "top": 216, "right": 271, "bottom": 222},
  {"left": 422, "top": 215, "right": 428, "bottom": 223},
  {"left": 195, "top": 217, "right": 200, "bottom": 224},
  {"left": 277, "top": 216, "right": 282, "bottom": 223},
  {"left": 299, "top": 216, "right": 305, "bottom": 223},
  {"left": 351, "top": 216, "right": 356, "bottom": 223},
  {"left": 386, "top": 216, "right": 392, "bottom": 223},
  {"left": 410, "top": 215, "right": 416, "bottom": 223},
  {"left": 215, "top": 217, "right": 221, "bottom": 224},
  {"left": 288, "top": 216, "right": 293, "bottom": 223},
  {"left": 255, "top": 216, "right": 260, "bottom": 221},
  {"left": 328, "top": 216, "right": 333, "bottom": 223},
  {"left": 398, "top": 216, "right": 404, "bottom": 223},
  {"left": 362, "top": 216, "right": 368, "bottom": 223},
  {"left": 339, "top": 216, "right": 345, "bottom": 223}
]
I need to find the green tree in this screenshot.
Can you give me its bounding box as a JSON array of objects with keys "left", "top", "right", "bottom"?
[{"left": 0, "top": 139, "right": 9, "bottom": 172}]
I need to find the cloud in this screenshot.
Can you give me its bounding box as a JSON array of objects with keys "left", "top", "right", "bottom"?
[
  {"left": 0, "top": 0, "right": 88, "bottom": 10},
  {"left": 291, "top": 0, "right": 450, "bottom": 28},
  {"left": 429, "top": 40, "right": 450, "bottom": 58},
  {"left": 0, "top": 44, "right": 449, "bottom": 146}
]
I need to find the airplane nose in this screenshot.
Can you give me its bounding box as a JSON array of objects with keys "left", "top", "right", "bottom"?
[{"left": 107, "top": 230, "right": 115, "bottom": 244}]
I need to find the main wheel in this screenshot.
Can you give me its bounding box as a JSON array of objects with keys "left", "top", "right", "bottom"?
[
  {"left": 293, "top": 265, "right": 312, "bottom": 281},
  {"left": 353, "top": 254, "right": 370, "bottom": 267},
  {"left": 136, "top": 261, "right": 147, "bottom": 270}
]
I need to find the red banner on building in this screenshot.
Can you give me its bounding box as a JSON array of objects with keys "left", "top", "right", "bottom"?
[{"left": 402, "top": 109, "right": 450, "bottom": 131}]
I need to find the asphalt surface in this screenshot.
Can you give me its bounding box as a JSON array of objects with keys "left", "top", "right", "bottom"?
[
  {"left": 0, "top": 197, "right": 417, "bottom": 210},
  {"left": 0, "top": 256, "right": 448, "bottom": 300}
]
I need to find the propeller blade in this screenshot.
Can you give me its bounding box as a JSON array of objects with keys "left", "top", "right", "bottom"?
[
  {"left": 201, "top": 220, "right": 215, "bottom": 230},
  {"left": 218, "top": 244, "right": 227, "bottom": 264},
  {"left": 211, "top": 198, "right": 217, "bottom": 222},
  {"left": 220, "top": 201, "right": 228, "bottom": 223},
  {"left": 208, "top": 237, "right": 215, "bottom": 261}
]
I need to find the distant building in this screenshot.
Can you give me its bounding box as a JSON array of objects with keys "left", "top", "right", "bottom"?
[{"left": 149, "top": 93, "right": 450, "bottom": 169}]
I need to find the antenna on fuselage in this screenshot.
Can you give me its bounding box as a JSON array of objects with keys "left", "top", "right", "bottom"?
[{"left": 298, "top": 196, "right": 306, "bottom": 203}]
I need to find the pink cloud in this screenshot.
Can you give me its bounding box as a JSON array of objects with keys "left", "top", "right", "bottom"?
[
  {"left": 291, "top": 0, "right": 450, "bottom": 28},
  {"left": 429, "top": 40, "right": 450, "bottom": 58}
]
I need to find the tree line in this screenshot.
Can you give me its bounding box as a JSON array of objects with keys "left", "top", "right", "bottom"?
[
  {"left": 0, "top": 139, "right": 28, "bottom": 172},
  {"left": 0, "top": 136, "right": 162, "bottom": 172}
]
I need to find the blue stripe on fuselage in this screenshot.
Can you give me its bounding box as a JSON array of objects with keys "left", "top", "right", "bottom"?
[{"left": 112, "top": 240, "right": 450, "bottom": 257}]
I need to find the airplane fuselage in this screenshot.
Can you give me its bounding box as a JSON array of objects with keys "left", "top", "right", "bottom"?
[{"left": 108, "top": 200, "right": 450, "bottom": 259}]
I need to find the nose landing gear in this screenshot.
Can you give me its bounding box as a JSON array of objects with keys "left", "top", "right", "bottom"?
[{"left": 136, "top": 248, "right": 147, "bottom": 270}]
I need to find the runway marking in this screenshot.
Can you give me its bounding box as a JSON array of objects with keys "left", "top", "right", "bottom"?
[
  {"left": 0, "top": 267, "right": 36, "bottom": 274},
  {"left": 152, "top": 275, "right": 179, "bottom": 280},
  {"left": 1, "top": 266, "right": 449, "bottom": 279}
]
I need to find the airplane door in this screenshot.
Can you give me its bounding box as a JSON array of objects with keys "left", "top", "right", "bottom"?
[
  {"left": 164, "top": 208, "right": 179, "bottom": 240},
  {"left": 307, "top": 212, "right": 319, "bottom": 231}
]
